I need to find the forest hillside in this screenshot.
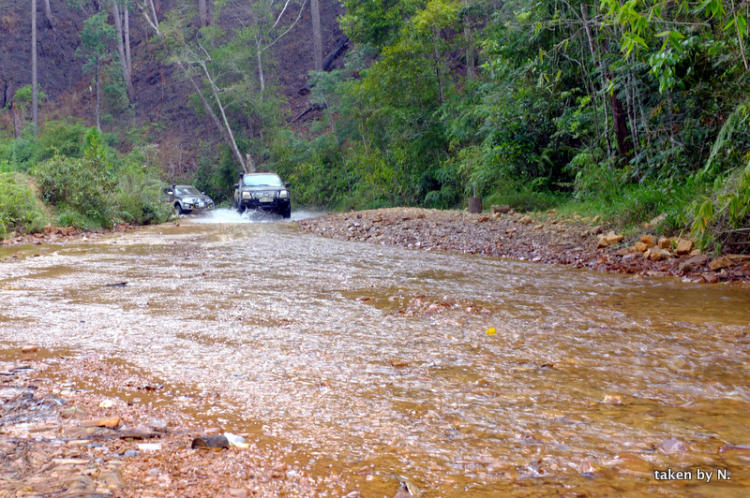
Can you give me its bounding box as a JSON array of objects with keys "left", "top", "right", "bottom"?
[{"left": 1, "top": 0, "right": 749, "bottom": 253}]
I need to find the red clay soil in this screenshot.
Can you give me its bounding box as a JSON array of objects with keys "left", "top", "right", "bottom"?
[{"left": 298, "top": 207, "right": 750, "bottom": 286}]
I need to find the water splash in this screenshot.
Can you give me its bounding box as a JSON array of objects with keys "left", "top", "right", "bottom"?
[{"left": 189, "top": 208, "right": 322, "bottom": 224}]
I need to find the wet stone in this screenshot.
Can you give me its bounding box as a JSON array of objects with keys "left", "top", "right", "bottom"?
[
  {"left": 659, "top": 437, "right": 688, "bottom": 454},
  {"left": 191, "top": 435, "right": 230, "bottom": 449}
]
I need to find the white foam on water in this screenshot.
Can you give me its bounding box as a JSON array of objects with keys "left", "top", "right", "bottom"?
[{"left": 189, "top": 208, "right": 322, "bottom": 224}]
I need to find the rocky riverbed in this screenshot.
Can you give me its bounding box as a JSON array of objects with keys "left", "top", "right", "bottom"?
[
  {"left": 0, "top": 349, "right": 324, "bottom": 498},
  {"left": 2, "top": 209, "right": 749, "bottom": 497},
  {"left": 299, "top": 207, "right": 750, "bottom": 285}
]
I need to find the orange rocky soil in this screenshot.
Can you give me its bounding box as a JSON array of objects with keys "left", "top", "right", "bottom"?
[
  {"left": 0, "top": 349, "right": 342, "bottom": 498},
  {"left": 299, "top": 207, "right": 750, "bottom": 285},
  {"left": 1, "top": 224, "right": 139, "bottom": 261}
]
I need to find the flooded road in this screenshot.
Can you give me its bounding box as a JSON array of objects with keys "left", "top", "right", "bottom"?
[{"left": 2, "top": 209, "right": 750, "bottom": 496}]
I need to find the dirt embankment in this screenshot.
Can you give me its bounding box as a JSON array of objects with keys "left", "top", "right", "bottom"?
[{"left": 299, "top": 207, "right": 750, "bottom": 285}]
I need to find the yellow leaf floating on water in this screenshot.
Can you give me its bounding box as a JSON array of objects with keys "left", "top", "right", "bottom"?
[{"left": 486, "top": 328, "right": 496, "bottom": 336}]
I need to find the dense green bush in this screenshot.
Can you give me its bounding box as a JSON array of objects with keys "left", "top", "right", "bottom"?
[
  {"left": 0, "top": 173, "right": 49, "bottom": 238},
  {"left": 33, "top": 134, "right": 117, "bottom": 229},
  {"left": 0, "top": 119, "right": 89, "bottom": 171},
  {"left": 33, "top": 129, "right": 171, "bottom": 229}
]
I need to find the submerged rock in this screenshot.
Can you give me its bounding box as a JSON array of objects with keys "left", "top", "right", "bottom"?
[
  {"left": 191, "top": 435, "right": 230, "bottom": 449},
  {"left": 659, "top": 437, "right": 688, "bottom": 454}
]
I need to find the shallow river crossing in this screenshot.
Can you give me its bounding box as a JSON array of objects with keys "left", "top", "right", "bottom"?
[{"left": 2, "top": 209, "right": 750, "bottom": 497}]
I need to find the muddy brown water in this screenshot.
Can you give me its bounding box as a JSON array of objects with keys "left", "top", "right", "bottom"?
[{"left": 2, "top": 209, "right": 750, "bottom": 497}]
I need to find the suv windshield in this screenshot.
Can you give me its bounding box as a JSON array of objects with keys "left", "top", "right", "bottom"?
[
  {"left": 242, "top": 174, "right": 283, "bottom": 187},
  {"left": 176, "top": 186, "right": 201, "bottom": 195}
]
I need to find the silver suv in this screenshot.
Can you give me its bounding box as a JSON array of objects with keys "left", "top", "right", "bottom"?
[{"left": 163, "top": 185, "right": 215, "bottom": 215}]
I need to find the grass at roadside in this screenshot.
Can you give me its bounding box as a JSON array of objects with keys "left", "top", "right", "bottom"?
[{"left": 479, "top": 172, "right": 749, "bottom": 255}]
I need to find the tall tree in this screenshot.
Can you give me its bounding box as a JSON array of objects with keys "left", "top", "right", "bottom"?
[
  {"left": 123, "top": 5, "right": 132, "bottom": 77},
  {"left": 156, "top": 0, "right": 309, "bottom": 173},
  {"left": 109, "top": 0, "right": 134, "bottom": 100},
  {"left": 31, "top": 0, "right": 38, "bottom": 135},
  {"left": 177, "top": 43, "right": 248, "bottom": 172},
  {"left": 78, "top": 10, "right": 118, "bottom": 131},
  {"left": 310, "top": 0, "right": 322, "bottom": 70}
]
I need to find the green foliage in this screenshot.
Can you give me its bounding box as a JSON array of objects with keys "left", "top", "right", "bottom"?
[
  {"left": 340, "top": 0, "right": 420, "bottom": 48},
  {"left": 77, "top": 11, "right": 115, "bottom": 64},
  {"left": 37, "top": 120, "right": 87, "bottom": 159},
  {"left": 0, "top": 173, "right": 50, "bottom": 238},
  {"left": 483, "top": 177, "right": 563, "bottom": 212},
  {"left": 6, "top": 0, "right": 747, "bottom": 250},
  {"left": 13, "top": 85, "right": 48, "bottom": 109},
  {"left": 0, "top": 120, "right": 88, "bottom": 171},
  {"left": 32, "top": 128, "right": 170, "bottom": 229},
  {"left": 116, "top": 162, "right": 172, "bottom": 226},
  {"left": 690, "top": 163, "right": 750, "bottom": 253},
  {"left": 33, "top": 132, "right": 117, "bottom": 228},
  {"left": 193, "top": 142, "right": 239, "bottom": 205},
  {"left": 77, "top": 10, "right": 130, "bottom": 122},
  {"left": 55, "top": 206, "right": 90, "bottom": 229}
]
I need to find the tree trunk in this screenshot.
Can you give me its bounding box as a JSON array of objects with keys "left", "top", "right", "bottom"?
[
  {"left": 198, "top": 0, "right": 207, "bottom": 27},
  {"left": 310, "top": 0, "right": 322, "bottom": 71},
  {"left": 43, "top": 0, "right": 53, "bottom": 28},
  {"left": 322, "top": 35, "right": 348, "bottom": 71},
  {"left": 181, "top": 64, "right": 229, "bottom": 145},
  {"left": 138, "top": 0, "right": 162, "bottom": 40},
  {"left": 206, "top": 0, "right": 213, "bottom": 25},
  {"left": 256, "top": 36, "right": 265, "bottom": 94},
  {"left": 626, "top": 70, "right": 638, "bottom": 152},
  {"left": 468, "top": 197, "right": 482, "bottom": 214},
  {"left": 463, "top": 0, "right": 474, "bottom": 80},
  {"left": 610, "top": 89, "right": 631, "bottom": 160},
  {"left": 32, "top": 0, "right": 38, "bottom": 135},
  {"left": 465, "top": 30, "right": 475, "bottom": 79},
  {"left": 200, "top": 61, "right": 247, "bottom": 172},
  {"left": 1, "top": 81, "right": 8, "bottom": 109},
  {"left": 12, "top": 102, "right": 22, "bottom": 139},
  {"left": 581, "top": 5, "right": 612, "bottom": 159},
  {"left": 95, "top": 56, "right": 101, "bottom": 131},
  {"left": 110, "top": 1, "right": 134, "bottom": 101},
  {"left": 184, "top": 51, "right": 247, "bottom": 172},
  {"left": 432, "top": 29, "right": 444, "bottom": 105},
  {"left": 124, "top": 5, "right": 132, "bottom": 78}
]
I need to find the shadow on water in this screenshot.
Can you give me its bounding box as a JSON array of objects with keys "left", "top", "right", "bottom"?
[{"left": 1, "top": 216, "right": 750, "bottom": 496}]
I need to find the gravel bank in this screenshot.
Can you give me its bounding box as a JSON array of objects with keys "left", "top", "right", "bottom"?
[{"left": 299, "top": 207, "right": 750, "bottom": 285}]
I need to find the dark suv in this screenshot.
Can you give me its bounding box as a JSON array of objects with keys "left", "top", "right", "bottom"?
[
  {"left": 234, "top": 173, "right": 291, "bottom": 218},
  {"left": 163, "top": 185, "right": 215, "bottom": 214}
]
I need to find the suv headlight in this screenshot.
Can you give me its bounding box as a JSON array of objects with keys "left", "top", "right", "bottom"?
[
  {"left": 241, "top": 191, "right": 252, "bottom": 200},
  {"left": 278, "top": 190, "right": 289, "bottom": 199}
]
